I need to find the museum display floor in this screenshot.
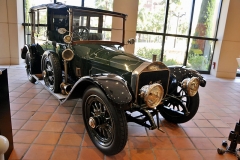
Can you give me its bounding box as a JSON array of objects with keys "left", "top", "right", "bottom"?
[{"left": 2, "top": 65, "right": 240, "bottom": 160}]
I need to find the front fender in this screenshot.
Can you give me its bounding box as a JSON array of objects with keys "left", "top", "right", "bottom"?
[
  {"left": 168, "top": 66, "right": 206, "bottom": 87},
  {"left": 67, "top": 73, "right": 133, "bottom": 105}
]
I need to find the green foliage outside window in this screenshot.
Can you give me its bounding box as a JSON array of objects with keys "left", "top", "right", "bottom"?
[
  {"left": 136, "top": 47, "right": 179, "bottom": 66},
  {"left": 190, "top": 0, "right": 216, "bottom": 53},
  {"left": 136, "top": 47, "right": 160, "bottom": 60},
  {"left": 95, "top": 0, "right": 113, "bottom": 11},
  {"left": 187, "top": 54, "right": 209, "bottom": 70}
]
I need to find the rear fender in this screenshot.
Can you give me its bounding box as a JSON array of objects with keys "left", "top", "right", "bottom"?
[
  {"left": 21, "top": 45, "right": 30, "bottom": 59},
  {"left": 25, "top": 44, "right": 43, "bottom": 74},
  {"left": 67, "top": 74, "right": 133, "bottom": 105}
]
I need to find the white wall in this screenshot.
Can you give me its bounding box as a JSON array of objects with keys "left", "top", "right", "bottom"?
[
  {"left": 0, "top": 0, "right": 24, "bottom": 65},
  {"left": 211, "top": 0, "right": 240, "bottom": 78},
  {"left": 112, "top": 0, "right": 139, "bottom": 54}
]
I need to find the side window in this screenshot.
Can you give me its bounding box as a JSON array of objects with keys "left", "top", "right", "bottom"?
[
  {"left": 48, "top": 10, "right": 69, "bottom": 43},
  {"left": 73, "top": 14, "right": 87, "bottom": 29},
  {"left": 35, "top": 9, "right": 48, "bottom": 50},
  {"left": 53, "top": 14, "right": 69, "bottom": 30}
]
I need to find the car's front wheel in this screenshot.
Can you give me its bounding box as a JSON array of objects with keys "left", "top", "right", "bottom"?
[{"left": 82, "top": 86, "right": 128, "bottom": 155}]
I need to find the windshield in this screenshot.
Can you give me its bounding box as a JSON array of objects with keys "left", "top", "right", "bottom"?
[{"left": 71, "top": 9, "right": 125, "bottom": 45}]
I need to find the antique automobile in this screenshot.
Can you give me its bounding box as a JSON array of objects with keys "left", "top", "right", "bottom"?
[{"left": 21, "top": 3, "right": 206, "bottom": 155}]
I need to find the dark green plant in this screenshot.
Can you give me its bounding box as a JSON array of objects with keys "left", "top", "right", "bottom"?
[
  {"left": 162, "top": 56, "right": 179, "bottom": 66},
  {"left": 190, "top": 0, "right": 216, "bottom": 53},
  {"left": 187, "top": 54, "right": 209, "bottom": 70},
  {"left": 136, "top": 47, "right": 179, "bottom": 66},
  {"left": 136, "top": 47, "right": 161, "bottom": 60}
]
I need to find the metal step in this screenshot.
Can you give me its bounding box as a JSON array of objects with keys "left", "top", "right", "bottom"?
[{"left": 33, "top": 75, "right": 67, "bottom": 103}]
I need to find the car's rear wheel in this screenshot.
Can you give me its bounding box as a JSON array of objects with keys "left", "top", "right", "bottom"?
[
  {"left": 25, "top": 53, "right": 36, "bottom": 83},
  {"left": 42, "top": 54, "right": 62, "bottom": 93},
  {"left": 82, "top": 86, "right": 128, "bottom": 155}
]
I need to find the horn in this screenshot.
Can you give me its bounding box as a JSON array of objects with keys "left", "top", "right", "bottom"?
[
  {"left": 62, "top": 49, "right": 74, "bottom": 84},
  {"left": 62, "top": 49, "right": 74, "bottom": 61}
]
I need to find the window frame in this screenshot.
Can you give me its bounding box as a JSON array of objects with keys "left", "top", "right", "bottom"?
[{"left": 136, "top": 0, "right": 223, "bottom": 74}]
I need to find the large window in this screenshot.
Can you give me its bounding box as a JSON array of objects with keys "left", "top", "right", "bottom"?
[
  {"left": 23, "top": 0, "right": 222, "bottom": 73},
  {"left": 84, "top": 0, "right": 113, "bottom": 11},
  {"left": 57, "top": 0, "right": 82, "bottom": 6},
  {"left": 135, "top": 0, "right": 222, "bottom": 73}
]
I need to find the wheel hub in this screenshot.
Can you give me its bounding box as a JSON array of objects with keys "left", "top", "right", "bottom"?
[
  {"left": 42, "top": 70, "right": 47, "bottom": 78},
  {"left": 89, "top": 117, "right": 97, "bottom": 128}
]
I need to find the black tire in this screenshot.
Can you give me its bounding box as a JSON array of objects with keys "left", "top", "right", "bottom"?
[
  {"left": 82, "top": 86, "right": 128, "bottom": 155},
  {"left": 25, "top": 53, "right": 36, "bottom": 83},
  {"left": 42, "top": 54, "right": 62, "bottom": 93},
  {"left": 159, "top": 86, "right": 199, "bottom": 123}
]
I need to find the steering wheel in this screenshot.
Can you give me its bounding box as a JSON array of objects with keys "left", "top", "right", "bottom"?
[{"left": 72, "top": 26, "right": 89, "bottom": 41}]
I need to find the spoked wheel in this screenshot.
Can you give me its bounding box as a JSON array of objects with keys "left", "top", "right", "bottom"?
[
  {"left": 42, "top": 54, "right": 61, "bottom": 93},
  {"left": 82, "top": 86, "right": 128, "bottom": 155},
  {"left": 25, "top": 53, "right": 36, "bottom": 83},
  {"left": 72, "top": 26, "right": 89, "bottom": 40},
  {"left": 159, "top": 86, "right": 199, "bottom": 123}
]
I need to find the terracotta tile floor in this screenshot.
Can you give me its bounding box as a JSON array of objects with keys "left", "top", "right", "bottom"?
[{"left": 1, "top": 65, "right": 240, "bottom": 160}]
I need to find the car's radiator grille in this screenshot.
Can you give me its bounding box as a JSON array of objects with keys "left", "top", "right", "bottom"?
[{"left": 137, "top": 70, "right": 170, "bottom": 104}]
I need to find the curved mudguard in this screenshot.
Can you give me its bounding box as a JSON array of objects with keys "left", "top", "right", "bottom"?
[
  {"left": 168, "top": 66, "right": 206, "bottom": 87},
  {"left": 21, "top": 44, "right": 44, "bottom": 59},
  {"left": 66, "top": 73, "right": 133, "bottom": 105},
  {"left": 22, "top": 44, "right": 43, "bottom": 74},
  {"left": 21, "top": 45, "right": 29, "bottom": 59}
]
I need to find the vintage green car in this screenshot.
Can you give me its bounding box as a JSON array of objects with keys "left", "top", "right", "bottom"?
[{"left": 21, "top": 3, "right": 206, "bottom": 155}]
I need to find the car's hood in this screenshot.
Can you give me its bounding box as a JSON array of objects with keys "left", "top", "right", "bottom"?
[{"left": 73, "top": 44, "right": 146, "bottom": 72}]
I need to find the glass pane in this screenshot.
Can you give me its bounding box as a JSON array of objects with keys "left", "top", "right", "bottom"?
[
  {"left": 72, "top": 10, "right": 123, "bottom": 43},
  {"left": 134, "top": 34, "right": 162, "bottom": 61},
  {"left": 84, "top": 0, "right": 113, "bottom": 11},
  {"left": 57, "top": 0, "right": 82, "bottom": 6},
  {"left": 166, "top": 0, "right": 192, "bottom": 35},
  {"left": 102, "top": 31, "right": 111, "bottom": 41},
  {"left": 24, "top": 0, "right": 53, "bottom": 23},
  {"left": 35, "top": 26, "right": 47, "bottom": 44},
  {"left": 191, "top": 0, "right": 221, "bottom": 38},
  {"left": 39, "top": 9, "right": 47, "bottom": 24},
  {"left": 137, "top": 0, "right": 166, "bottom": 32},
  {"left": 187, "top": 39, "right": 214, "bottom": 71},
  {"left": 163, "top": 37, "right": 187, "bottom": 66}
]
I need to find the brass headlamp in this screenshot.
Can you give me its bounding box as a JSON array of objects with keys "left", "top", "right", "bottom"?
[
  {"left": 181, "top": 77, "right": 200, "bottom": 96},
  {"left": 140, "top": 83, "right": 164, "bottom": 109}
]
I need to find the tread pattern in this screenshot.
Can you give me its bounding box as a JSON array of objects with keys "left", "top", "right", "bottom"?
[
  {"left": 42, "top": 53, "right": 62, "bottom": 93},
  {"left": 49, "top": 54, "right": 62, "bottom": 93}
]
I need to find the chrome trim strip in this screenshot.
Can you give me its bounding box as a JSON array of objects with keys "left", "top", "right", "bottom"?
[
  {"left": 131, "top": 62, "right": 151, "bottom": 102},
  {"left": 131, "top": 61, "right": 170, "bottom": 103}
]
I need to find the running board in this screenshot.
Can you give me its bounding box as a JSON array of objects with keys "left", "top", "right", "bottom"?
[{"left": 32, "top": 75, "right": 67, "bottom": 103}]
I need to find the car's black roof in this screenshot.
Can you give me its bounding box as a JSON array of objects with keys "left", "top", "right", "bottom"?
[{"left": 30, "top": 3, "right": 127, "bottom": 18}]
